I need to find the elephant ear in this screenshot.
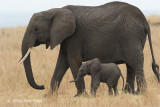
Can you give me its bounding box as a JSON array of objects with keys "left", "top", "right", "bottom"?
[
  {"left": 90, "top": 58, "right": 101, "bottom": 75},
  {"left": 50, "top": 9, "right": 76, "bottom": 50}
]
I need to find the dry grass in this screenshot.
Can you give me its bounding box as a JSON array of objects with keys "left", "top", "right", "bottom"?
[
  {"left": 0, "top": 16, "right": 160, "bottom": 107},
  {"left": 147, "top": 15, "right": 160, "bottom": 24}
]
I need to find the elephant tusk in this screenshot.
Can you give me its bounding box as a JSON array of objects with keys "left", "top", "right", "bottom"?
[{"left": 19, "top": 47, "right": 32, "bottom": 64}]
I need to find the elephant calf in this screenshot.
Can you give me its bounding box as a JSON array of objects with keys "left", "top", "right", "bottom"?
[{"left": 70, "top": 58, "right": 124, "bottom": 96}]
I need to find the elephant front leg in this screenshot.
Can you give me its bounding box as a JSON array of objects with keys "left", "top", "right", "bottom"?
[
  {"left": 47, "top": 48, "right": 69, "bottom": 96},
  {"left": 68, "top": 54, "right": 86, "bottom": 97},
  {"left": 90, "top": 75, "right": 100, "bottom": 97},
  {"left": 113, "top": 81, "right": 119, "bottom": 95}
]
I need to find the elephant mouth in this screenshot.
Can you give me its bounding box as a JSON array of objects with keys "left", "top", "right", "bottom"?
[
  {"left": 87, "top": 72, "right": 90, "bottom": 75},
  {"left": 80, "top": 73, "right": 86, "bottom": 77},
  {"left": 34, "top": 39, "right": 50, "bottom": 47},
  {"left": 34, "top": 39, "right": 41, "bottom": 47}
]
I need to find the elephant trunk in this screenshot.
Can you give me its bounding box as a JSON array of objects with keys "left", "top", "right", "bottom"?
[
  {"left": 21, "top": 33, "right": 45, "bottom": 90},
  {"left": 70, "top": 76, "right": 81, "bottom": 83}
]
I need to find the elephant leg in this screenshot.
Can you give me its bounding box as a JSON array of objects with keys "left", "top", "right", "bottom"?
[
  {"left": 49, "top": 47, "right": 69, "bottom": 95},
  {"left": 107, "top": 79, "right": 113, "bottom": 95},
  {"left": 113, "top": 81, "right": 119, "bottom": 95},
  {"left": 135, "top": 66, "right": 146, "bottom": 94},
  {"left": 90, "top": 75, "right": 100, "bottom": 97},
  {"left": 133, "top": 51, "right": 146, "bottom": 94},
  {"left": 68, "top": 54, "right": 85, "bottom": 97},
  {"left": 125, "top": 47, "right": 146, "bottom": 94},
  {"left": 124, "top": 64, "right": 135, "bottom": 94},
  {"left": 108, "top": 85, "right": 113, "bottom": 95}
]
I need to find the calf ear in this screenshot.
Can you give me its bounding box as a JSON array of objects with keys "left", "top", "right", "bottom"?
[
  {"left": 90, "top": 58, "right": 101, "bottom": 75},
  {"left": 49, "top": 9, "right": 76, "bottom": 50}
]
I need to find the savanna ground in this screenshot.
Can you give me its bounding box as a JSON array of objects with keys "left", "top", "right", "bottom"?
[{"left": 0, "top": 16, "right": 160, "bottom": 107}]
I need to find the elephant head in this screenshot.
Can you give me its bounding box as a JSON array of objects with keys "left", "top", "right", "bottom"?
[
  {"left": 70, "top": 58, "right": 101, "bottom": 83},
  {"left": 19, "top": 8, "right": 76, "bottom": 90}
]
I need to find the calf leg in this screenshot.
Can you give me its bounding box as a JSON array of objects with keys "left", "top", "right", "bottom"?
[
  {"left": 113, "top": 81, "right": 119, "bottom": 95},
  {"left": 91, "top": 75, "right": 100, "bottom": 97},
  {"left": 108, "top": 86, "right": 113, "bottom": 95}
]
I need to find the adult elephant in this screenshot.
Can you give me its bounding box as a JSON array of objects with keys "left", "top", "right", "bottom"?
[{"left": 19, "top": 1, "right": 159, "bottom": 96}]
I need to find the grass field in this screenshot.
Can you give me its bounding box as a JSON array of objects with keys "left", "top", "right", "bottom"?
[{"left": 0, "top": 16, "right": 160, "bottom": 107}]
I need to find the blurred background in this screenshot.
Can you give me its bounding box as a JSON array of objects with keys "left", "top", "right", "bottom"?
[
  {"left": 0, "top": 0, "right": 160, "bottom": 28},
  {"left": 0, "top": 1, "right": 160, "bottom": 106}
]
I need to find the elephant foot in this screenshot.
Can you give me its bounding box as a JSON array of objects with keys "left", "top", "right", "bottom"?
[
  {"left": 74, "top": 93, "right": 81, "bottom": 97},
  {"left": 134, "top": 90, "right": 144, "bottom": 95},
  {"left": 43, "top": 90, "right": 58, "bottom": 98},
  {"left": 43, "top": 93, "right": 50, "bottom": 98},
  {"left": 74, "top": 91, "right": 88, "bottom": 97},
  {"left": 114, "top": 91, "right": 119, "bottom": 96},
  {"left": 134, "top": 91, "right": 141, "bottom": 95},
  {"left": 134, "top": 88, "right": 146, "bottom": 95},
  {"left": 90, "top": 94, "right": 96, "bottom": 97},
  {"left": 108, "top": 92, "right": 113, "bottom": 96},
  {"left": 135, "top": 75, "right": 147, "bottom": 95},
  {"left": 134, "top": 91, "right": 146, "bottom": 95},
  {"left": 124, "top": 83, "right": 135, "bottom": 94}
]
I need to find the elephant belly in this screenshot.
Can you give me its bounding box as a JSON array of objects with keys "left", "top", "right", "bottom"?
[{"left": 82, "top": 37, "right": 124, "bottom": 64}]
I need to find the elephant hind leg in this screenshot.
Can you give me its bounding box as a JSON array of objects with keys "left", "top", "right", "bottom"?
[
  {"left": 108, "top": 87, "right": 113, "bottom": 95},
  {"left": 125, "top": 49, "right": 146, "bottom": 94},
  {"left": 124, "top": 64, "right": 135, "bottom": 94},
  {"left": 107, "top": 83, "right": 113, "bottom": 95},
  {"left": 125, "top": 64, "right": 146, "bottom": 94},
  {"left": 135, "top": 68, "right": 146, "bottom": 94},
  {"left": 133, "top": 56, "right": 146, "bottom": 94}
]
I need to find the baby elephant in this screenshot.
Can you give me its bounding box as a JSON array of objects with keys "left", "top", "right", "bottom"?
[{"left": 70, "top": 58, "right": 124, "bottom": 96}]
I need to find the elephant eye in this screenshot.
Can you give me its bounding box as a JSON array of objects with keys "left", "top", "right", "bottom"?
[{"left": 34, "top": 28, "right": 38, "bottom": 31}]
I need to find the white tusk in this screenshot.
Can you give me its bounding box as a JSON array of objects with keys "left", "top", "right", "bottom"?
[{"left": 19, "top": 47, "right": 32, "bottom": 64}]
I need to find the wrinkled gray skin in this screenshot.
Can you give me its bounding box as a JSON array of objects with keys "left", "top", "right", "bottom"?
[
  {"left": 20, "top": 1, "right": 159, "bottom": 96},
  {"left": 70, "top": 58, "right": 124, "bottom": 96}
]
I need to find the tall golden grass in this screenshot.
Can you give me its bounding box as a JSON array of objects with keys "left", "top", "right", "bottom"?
[{"left": 0, "top": 16, "right": 160, "bottom": 107}]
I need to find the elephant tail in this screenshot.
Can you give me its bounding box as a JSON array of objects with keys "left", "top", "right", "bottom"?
[
  {"left": 145, "top": 25, "right": 160, "bottom": 83},
  {"left": 120, "top": 74, "right": 125, "bottom": 90}
]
